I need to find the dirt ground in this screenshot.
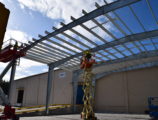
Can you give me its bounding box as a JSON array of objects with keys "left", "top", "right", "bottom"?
[{"left": 20, "top": 113, "right": 151, "bottom": 120}]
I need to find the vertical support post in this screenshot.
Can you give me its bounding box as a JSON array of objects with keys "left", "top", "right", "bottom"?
[
  {"left": 8, "top": 59, "right": 17, "bottom": 101},
  {"left": 45, "top": 65, "right": 54, "bottom": 115},
  {"left": 72, "top": 70, "right": 81, "bottom": 112}
]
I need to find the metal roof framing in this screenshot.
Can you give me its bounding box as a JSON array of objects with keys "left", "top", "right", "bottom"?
[
  {"left": 17, "top": 0, "right": 158, "bottom": 115},
  {"left": 21, "top": 0, "right": 158, "bottom": 73}
]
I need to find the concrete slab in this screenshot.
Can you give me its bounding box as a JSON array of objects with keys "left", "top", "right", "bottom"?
[{"left": 20, "top": 113, "right": 150, "bottom": 120}]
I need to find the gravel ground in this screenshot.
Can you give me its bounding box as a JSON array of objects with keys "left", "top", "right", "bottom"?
[{"left": 20, "top": 113, "right": 151, "bottom": 120}]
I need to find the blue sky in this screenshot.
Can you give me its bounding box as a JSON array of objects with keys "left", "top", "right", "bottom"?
[
  {"left": 0, "top": 0, "right": 158, "bottom": 80},
  {"left": 0, "top": 0, "right": 107, "bottom": 80}
]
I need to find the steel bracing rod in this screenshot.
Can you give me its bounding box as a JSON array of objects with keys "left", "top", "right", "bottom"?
[
  {"left": 71, "top": 16, "right": 120, "bottom": 59},
  {"left": 26, "top": 54, "right": 50, "bottom": 63},
  {"left": 46, "top": 30, "right": 105, "bottom": 61},
  {"left": 94, "top": 49, "right": 158, "bottom": 68},
  {"left": 119, "top": 42, "right": 158, "bottom": 53},
  {"left": 95, "top": 61, "right": 158, "bottom": 80},
  {"left": 107, "top": 42, "right": 155, "bottom": 55},
  {"left": 22, "top": 0, "right": 141, "bottom": 52},
  {"left": 29, "top": 50, "right": 80, "bottom": 65},
  {"left": 39, "top": 35, "right": 79, "bottom": 54},
  {"left": 48, "top": 29, "right": 87, "bottom": 50},
  {"left": 103, "top": 0, "right": 143, "bottom": 52},
  {"left": 30, "top": 47, "right": 66, "bottom": 60},
  {"left": 128, "top": 5, "right": 157, "bottom": 50},
  {"left": 33, "top": 43, "right": 70, "bottom": 57},
  {"left": 146, "top": 0, "right": 158, "bottom": 24},
  {"left": 53, "top": 25, "right": 99, "bottom": 47},
  {"left": 24, "top": 56, "right": 48, "bottom": 64},
  {"left": 33, "top": 38, "right": 104, "bottom": 63},
  {"left": 0, "top": 60, "right": 15, "bottom": 81},
  {"left": 32, "top": 39, "right": 72, "bottom": 56},
  {"left": 103, "top": 1, "right": 145, "bottom": 52},
  {"left": 39, "top": 35, "right": 93, "bottom": 62},
  {"left": 27, "top": 51, "right": 57, "bottom": 62},
  {"left": 58, "top": 60, "right": 79, "bottom": 70},
  {"left": 104, "top": 0, "right": 147, "bottom": 52},
  {"left": 52, "top": 29, "right": 109, "bottom": 61},
  {"left": 59, "top": 23, "right": 113, "bottom": 60},
  {"left": 28, "top": 40, "right": 69, "bottom": 58},
  {"left": 67, "top": 64, "right": 80, "bottom": 71},
  {"left": 95, "top": 2, "right": 134, "bottom": 55},
  {"left": 82, "top": 10, "right": 128, "bottom": 57},
  {"left": 30, "top": 45, "right": 66, "bottom": 60},
  {"left": 60, "top": 59, "right": 80, "bottom": 66},
  {"left": 60, "top": 59, "right": 80, "bottom": 69},
  {"left": 59, "top": 63, "right": 79, "bottom": 70},
  {"left": 71, "top": 16, "right": 126, "bottom": 58},
  {"left": 48, "top": 30, "right": 158, "bottom": 68},
  {"left": 24, "top": 56, "right": 49, "bottom": 64},
  {"left": 28, "top": 49, "right": 61, "bottom": 61},
  {"left": 30, "top": 42, "right": 81, "bottom": 65},
  {"left": 60, "top": 22, "right": 118, "bottom": 59}
]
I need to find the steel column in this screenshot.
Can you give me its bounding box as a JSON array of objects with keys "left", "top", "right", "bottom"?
[{"left": 45, "top": 65, "right": 54, "bottom": 115}]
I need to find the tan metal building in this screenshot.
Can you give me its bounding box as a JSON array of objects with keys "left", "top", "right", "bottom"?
[{"left": 10, "top": 66, "right": 158, "bottom": 114}]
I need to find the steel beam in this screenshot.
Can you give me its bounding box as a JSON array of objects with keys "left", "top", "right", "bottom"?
[
  {"left": 95, "top": 61, "right": 158, "bottom": 80},
  {"left": 49, "top": 30, "right": 158, "bottom": 68},
  {"left": 23, "top": 0, "right": 141, "bottom": 52},
  {"left": 94, "top": 50, "right": 158, "bottom": 68}
]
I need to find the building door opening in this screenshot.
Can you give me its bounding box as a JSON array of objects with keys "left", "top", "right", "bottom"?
[
  {"left": 76, "top": 85, "right": 84, "bottom": 104},
  {"left": 17, "top": 89, "right": 24, "bottom": 104}
]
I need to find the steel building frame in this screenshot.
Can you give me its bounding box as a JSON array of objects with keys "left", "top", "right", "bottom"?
[{"left": 14, "top": 0, "right": 158, "bottom": 114}]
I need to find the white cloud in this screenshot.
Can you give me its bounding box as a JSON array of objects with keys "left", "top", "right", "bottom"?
[
  {"left": 17, "top": 0, "right": 105, "bottom": 23},
  {"left": 4, "top": 29, "right": 32, "bottom": 43}
]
